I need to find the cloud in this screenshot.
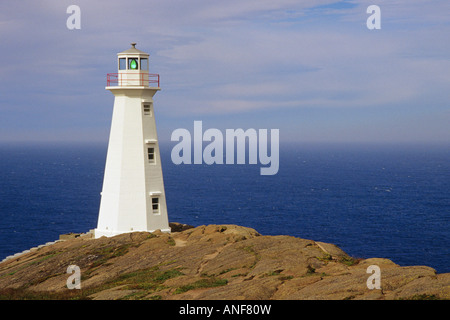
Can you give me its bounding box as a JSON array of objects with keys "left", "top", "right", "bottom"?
[
  {"left": 0, "top": 0, "right": 449, "bottom": 142},
  {"left": 157, "top": 20, "right": 450, "bottom": 114}
]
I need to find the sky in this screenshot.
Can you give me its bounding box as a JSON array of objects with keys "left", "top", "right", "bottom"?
[{"left": 0, "top": 0, "right": 449, "bottom": 144}]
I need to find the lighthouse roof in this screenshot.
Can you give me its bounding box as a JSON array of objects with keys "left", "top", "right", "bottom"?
[{"left": 118, "top": 43, "right": 149, "bottom": 56}]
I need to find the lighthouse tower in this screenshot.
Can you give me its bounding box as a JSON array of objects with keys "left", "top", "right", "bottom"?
[{"left": 94, "top": 43, "right": 170, "bottom": 238}]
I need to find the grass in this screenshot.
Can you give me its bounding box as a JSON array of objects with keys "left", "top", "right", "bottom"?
[
  {"left": 306, "top": 265, "right": 316, "bottom": 275},
  {"left": 0, "top": 265, "right": 185, "bottom": 300},
  {"left": 2, "top": 253, "right": 61, "bottom": 278},
  {"left": 112, "top": 266, "right": 184, "bottom": 292},
  {"left": 317, "top": 253, "right": 333, "bottom": 262},
  {"left": 218, "top": 268, "right": 237, "bottom": 275},
  {"left": 339, "top": 256, "right": 360, "bottom": 266},
  {"left": 401, "top": 294, "right": 440, "bottom": 300},
  {"left": 239, "top": 245, "right": 260, "bottom": 269},
  {"left": 0, "top": 287, "right": 91, "bottom": 300},
  {"left": 231, "top": 273, "right": 248, "bottom": 278},
  {"left": 174, "top": 277, "right": 228, "bottom": 294},
  {"left": 81, "top": 243, "right": 138, "bottom": 279},
  {"left": 266, "top": 269, "right": 283, "bottom": 276},
  {"left": 96, "top": 266, "right": 184, "bottom": 299},
  {"left": 166, "top": 237, "right": 176, "bottom": 246}
]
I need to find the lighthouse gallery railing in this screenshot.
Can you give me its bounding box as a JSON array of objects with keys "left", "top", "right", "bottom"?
[{"left": 107, "top": 73, "right": 160, "bottom": 87}]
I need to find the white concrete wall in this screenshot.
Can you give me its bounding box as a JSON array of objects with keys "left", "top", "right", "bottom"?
[
  {"left": 95, "top": 88, "right": 169, "bottom": 238},
  {"left": 142, "top": 101, "right": 169, "bottom": 232}
]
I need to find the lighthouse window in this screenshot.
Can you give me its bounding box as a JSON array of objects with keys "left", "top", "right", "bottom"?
[
  {"left": 129, "top": 58, "right": 138, "bottom": 70},
  {"left": 119, "top": 58, "right": 126, "bottom": 70},
  {"left": 140, "top": 58, "right": 148, "bottom": 70},
  {"left": 143, "top": 104, "right": 151, "bottom": 116},
  {"left": 152, "top": 197, "right": 160, "bottom": 214},
  {"left": 147, "top": 147, "right": 155, "bottom": 163}
]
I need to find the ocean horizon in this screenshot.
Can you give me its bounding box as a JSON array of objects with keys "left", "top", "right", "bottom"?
[{"left": 0, "top": 141, "right": 448, "bottom": 273}]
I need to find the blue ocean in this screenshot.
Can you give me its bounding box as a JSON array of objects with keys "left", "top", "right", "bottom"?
[{"left": 0, "top": 142, "right": 448, "bottom": 273}]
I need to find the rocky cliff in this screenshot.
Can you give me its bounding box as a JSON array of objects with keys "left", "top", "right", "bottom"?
[{"left": 0, "top": 223, "right": 448, "bottom": 300}]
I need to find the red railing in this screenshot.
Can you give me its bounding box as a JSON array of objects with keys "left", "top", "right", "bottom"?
[{"left": 106, "top": 73, "right": 160, "bottom": 87}]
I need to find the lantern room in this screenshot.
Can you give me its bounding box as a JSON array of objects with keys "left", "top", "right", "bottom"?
[
  {"left": 118, "top": 42, "right": 149, "bottom": 72},
  {"left": 106, "top": 43, "right": 160, "bottom": 87}
]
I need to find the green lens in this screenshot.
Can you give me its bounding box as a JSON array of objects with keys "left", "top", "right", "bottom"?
[{"left": 130, "top": 59, "right": 137, "bottom": 69}]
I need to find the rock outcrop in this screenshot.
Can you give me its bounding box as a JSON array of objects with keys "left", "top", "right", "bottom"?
[{"left": 0, "top": 223, "right": 448, "bottom": 300}]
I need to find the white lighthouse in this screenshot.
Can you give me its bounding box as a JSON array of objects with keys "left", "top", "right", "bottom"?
[{"left": 94, "top": 43, "right": 170, "bottom": 238}]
